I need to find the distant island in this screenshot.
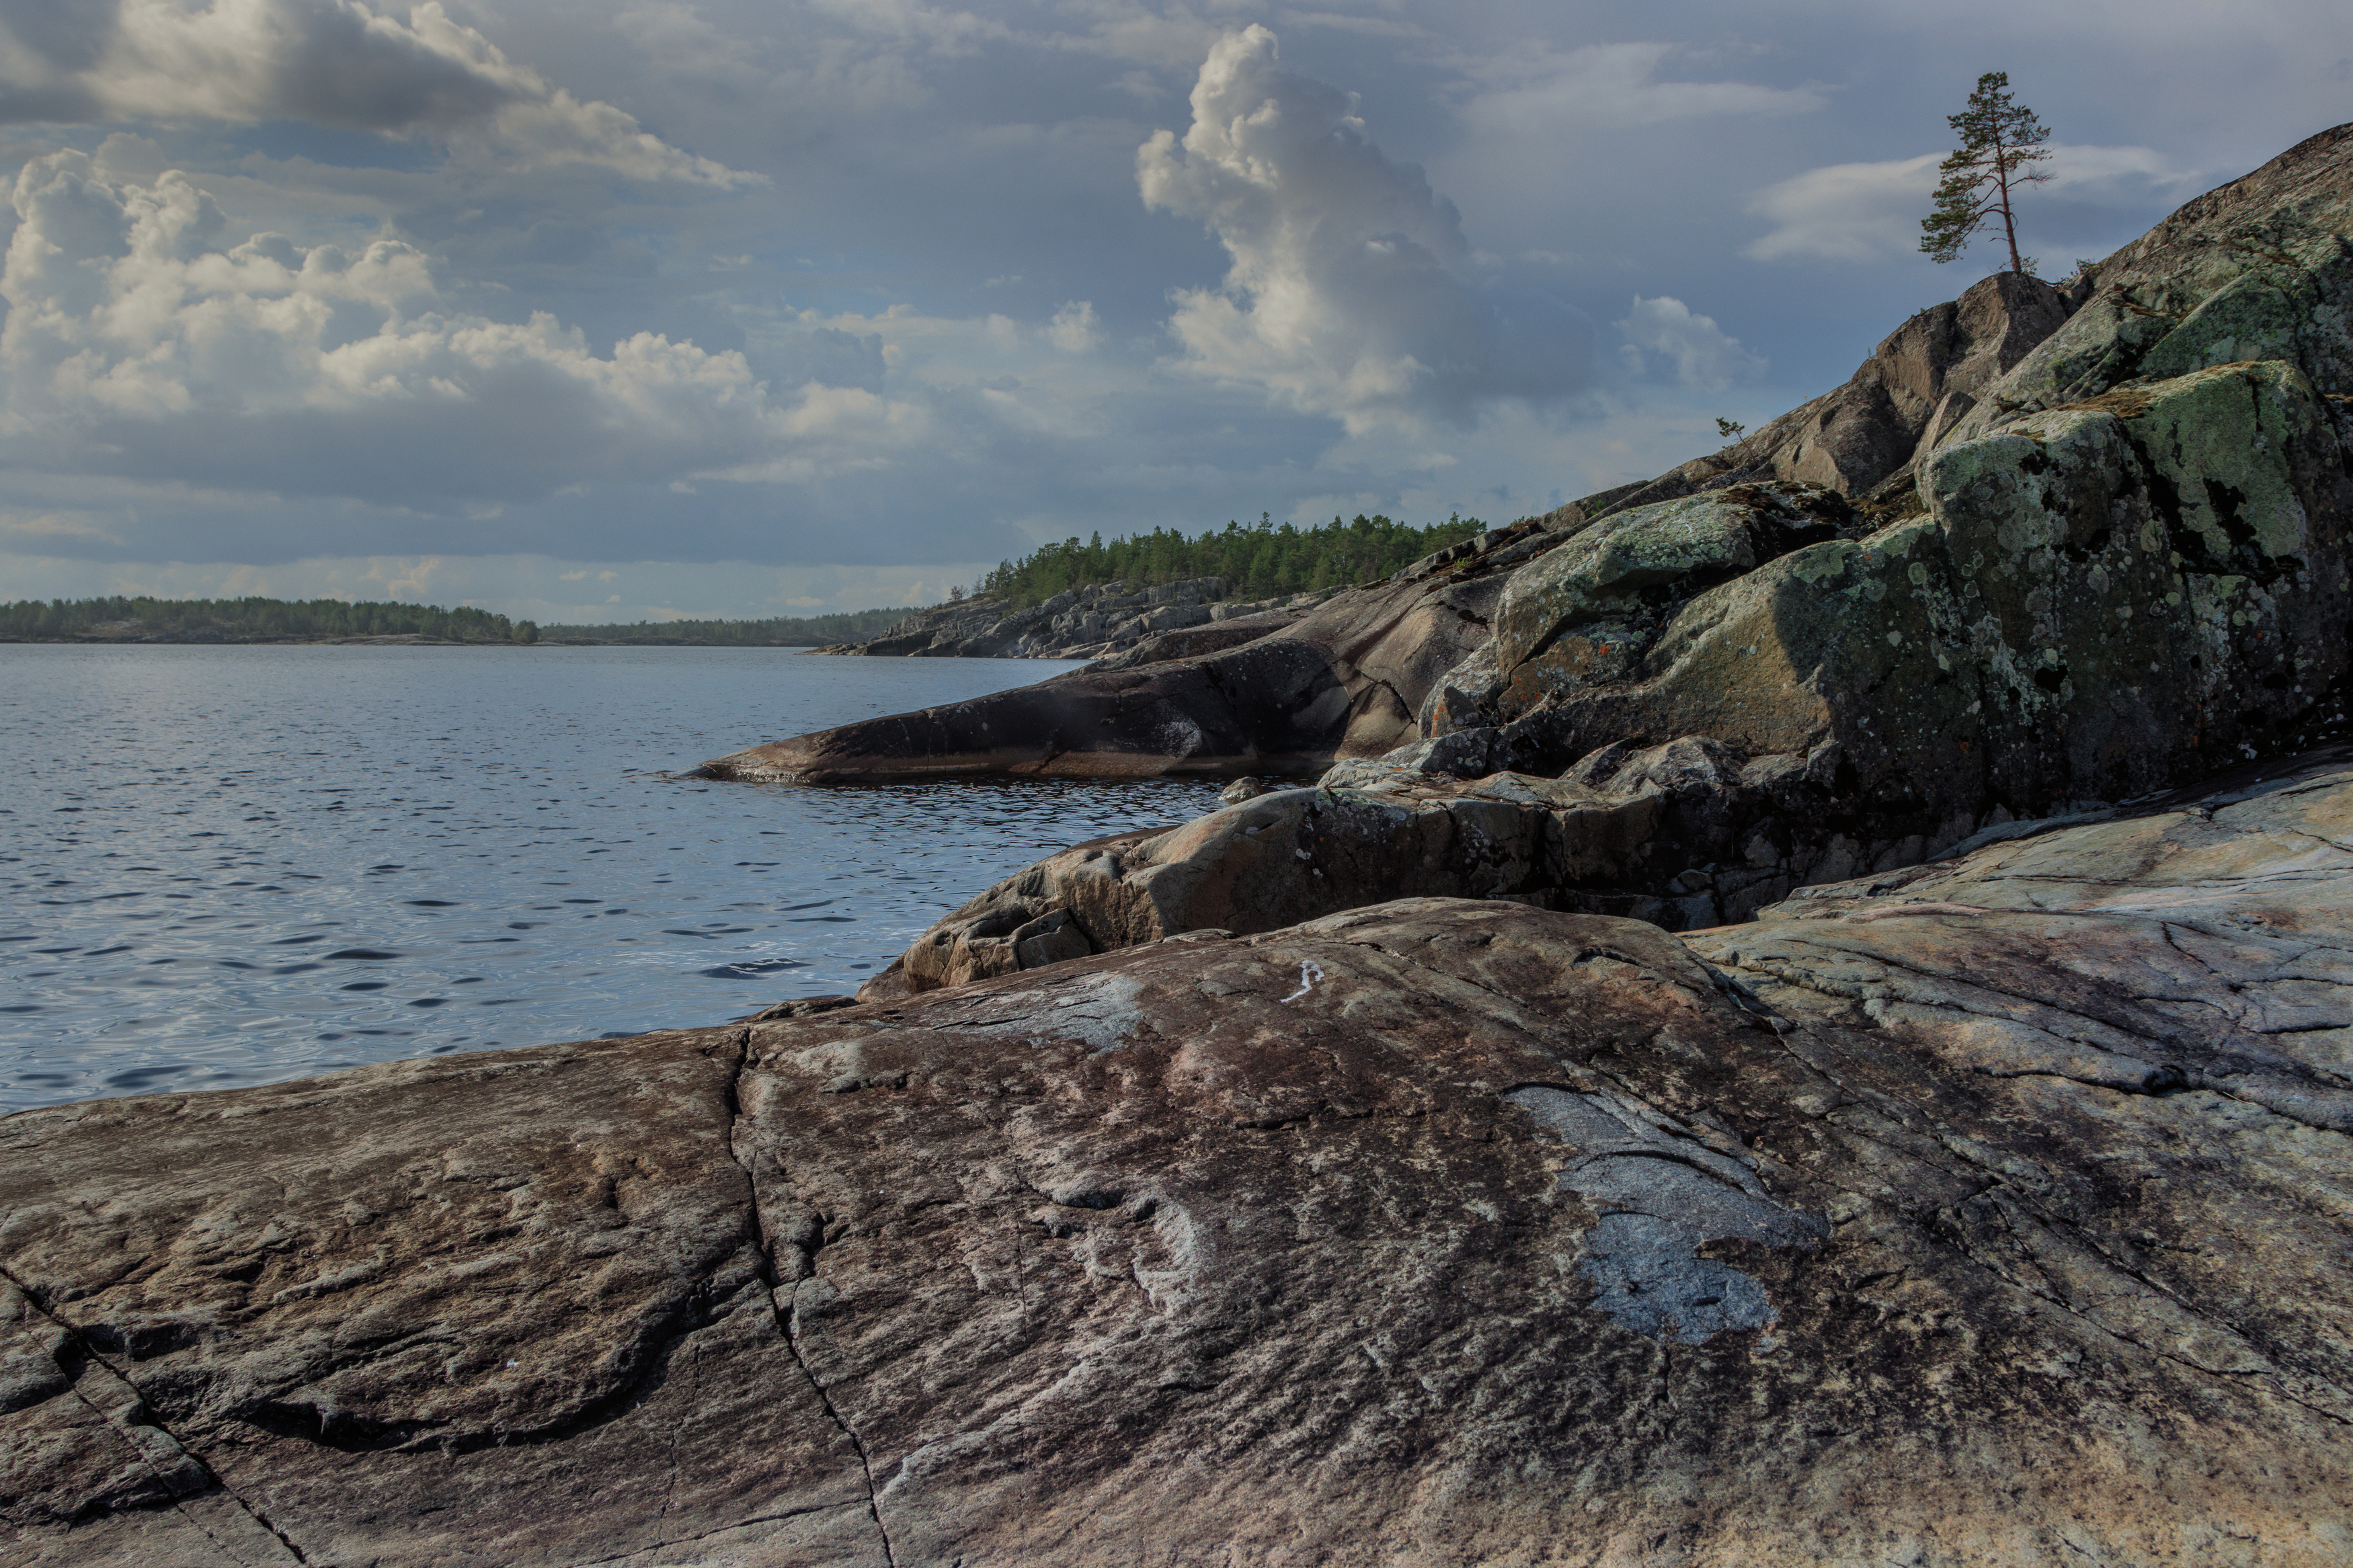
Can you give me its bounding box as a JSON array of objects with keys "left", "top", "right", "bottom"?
[
  {"left": 0, "top": 594, "right": 923, "bottom": 647},
  {"left": 2, "top": 513, "right": 1490, "bottom": 651},
  {"left": 0, "top": 594, "right": 536, "bottom": 645}
]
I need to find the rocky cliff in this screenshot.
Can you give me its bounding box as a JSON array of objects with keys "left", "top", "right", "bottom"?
[
  {"left": 715, "top": 125, "right": 2353, "bottom": 812},
  {"left": 5, "top": 765, "right": 2349, "bottom": 1565},
  {"left": 831, "top": 124, "right": 2353, "bottom": 991}
]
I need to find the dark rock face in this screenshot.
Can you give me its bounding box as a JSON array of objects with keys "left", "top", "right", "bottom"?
[
  {"left": 7, "top": 786, "right": 2351, "bottom": 1563},
  {"left": 703, "top": 535, "right": 1537, "bottom": 782},
  {"left": 1455, "top": 356, "right": 2353, "bottom": 811},
  {"left": 871, "top": 355, "right": 2353, "bottom": 973}
]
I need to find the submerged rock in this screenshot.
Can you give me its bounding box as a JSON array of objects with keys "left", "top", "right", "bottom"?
[{"left": 5, "top": 784, "right": 2350, "bottom": 1564}]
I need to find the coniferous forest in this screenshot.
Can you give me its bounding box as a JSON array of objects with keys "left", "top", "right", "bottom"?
[
  {"left": 975, "top": 513, "right": 1489, "bottom": 606},
  {"left": 0, "top": 595, "right": 532, "bottom": 643},
  {"left": 5, "top": 515, "right": 1492, "bottom": 646}
]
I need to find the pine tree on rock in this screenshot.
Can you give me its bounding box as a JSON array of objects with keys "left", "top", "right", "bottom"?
[{"left": 1919, "top": 71, "right": 2051, "bottom": 276}]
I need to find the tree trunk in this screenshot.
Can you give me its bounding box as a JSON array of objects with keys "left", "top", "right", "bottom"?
[{"left": 1995, "top": 136, "right": 2023, "bottom": 275}]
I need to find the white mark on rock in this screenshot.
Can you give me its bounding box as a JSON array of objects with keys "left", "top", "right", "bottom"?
[{"left": 1281, "top": 960, "right": 1325, "bottom": 1003}]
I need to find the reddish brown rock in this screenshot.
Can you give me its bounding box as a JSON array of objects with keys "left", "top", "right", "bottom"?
[{"left": 5, "top": 778, "right": 2352, "bottom": 1564}]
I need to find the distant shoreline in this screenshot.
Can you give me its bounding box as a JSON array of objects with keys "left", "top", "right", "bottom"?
[{"left": 0, "top": 633, "right": 832, "bottom": 648}]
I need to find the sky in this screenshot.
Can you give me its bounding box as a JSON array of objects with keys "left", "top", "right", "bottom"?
[{"left": 1, "top": 0, "right": 2346, "bottom": 624}]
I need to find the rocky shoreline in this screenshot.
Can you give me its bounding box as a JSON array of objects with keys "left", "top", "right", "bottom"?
[
  {"left": 805, "top": 575, "right": 1334, "bottom": 663},
  {"left": 5, "top": 757, "right": 2349, "bottom": 1564},
  {"left": 6, "top": 125, "right": 2353, "bottom": 1565}
]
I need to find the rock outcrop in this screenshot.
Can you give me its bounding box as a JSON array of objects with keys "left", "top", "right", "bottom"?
[
  {"left": 7, "top": 774, "right": 2351, "bottom": 1565},
  {"left": 714, "top": 126, "right": 2353, "bottom": 815},
  {"left": 812, "top": 577, "right": 1320, "bottom": 661},
  {"left": 1572, "top": 267, "right": 2084, "bottom": 521},
  {"left": 705, "top": 528, "right": 1550, "bottom": 782},
  {"left": 830, "top": 127, "right": 2353, "bottom": 988}
]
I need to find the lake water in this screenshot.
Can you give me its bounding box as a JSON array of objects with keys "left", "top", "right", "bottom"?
[{"left": 0, "top": 645, "right": 1226, "bottom": 1114}]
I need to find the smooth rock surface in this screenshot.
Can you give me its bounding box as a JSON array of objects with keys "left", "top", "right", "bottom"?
[
  {"left": 703, "top": 533, "right": 1542, "bottom": 782},
  {"left": 7, "top": 786, "right": 2352, "bottom": 1563}
]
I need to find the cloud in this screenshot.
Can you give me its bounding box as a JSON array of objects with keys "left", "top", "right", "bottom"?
[
  {"left": 1047, "top": 300, "right": 1099, "bottom": 352},
  {"left": 1744, "top": 143, "right": 2200, "bottom": 263},
  {"left": 0, "top": 0, "right": 753, "bottom": 185},
  {"left": 0, "top": 508, "right": 122, "bottom": 544},
  {"left": 0, "top": 151, "right": 893, "bottom": 505},
  {"left": 1137, "top": 25, "right": 1591, "bottom": 433},
  {"left": 1616, "top": 296, "right": 1764, "bottom": 392},
  {"left": 1448, "top": 41, "right": 1825, "bottom": 137}
]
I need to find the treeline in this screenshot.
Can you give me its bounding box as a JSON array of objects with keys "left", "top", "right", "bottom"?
[
  {"left": 537, "top": 608, "right": 915, "bottom": 645},
  {"left": 977, "top": 513, "right": 1489, "bottom": 606},
  {"left": 0, "top": 595, "right": 530, "bottom": 643}
]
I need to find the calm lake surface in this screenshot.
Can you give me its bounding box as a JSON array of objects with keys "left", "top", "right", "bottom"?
[{"left": 0, "top": 645, "right": 1226, "bottom": 1114}]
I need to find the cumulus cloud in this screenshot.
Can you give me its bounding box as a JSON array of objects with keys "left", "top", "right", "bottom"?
[
  {"left": 0, "top": 151, "right": 879, "bottom": 506},
  {"left": 1616, "top": 296, "right": 1764, "bottom": 392},
  {"left": 1745, "top": 143, "right": 2200, "bottom": 263},
  {"left": 0, "top": 0, "right": 752, "bottom": 185},
  {"left": 1138, "top": 25, "right": 1590, "bottom": 433}
]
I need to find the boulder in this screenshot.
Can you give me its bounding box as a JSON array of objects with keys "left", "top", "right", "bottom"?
[
  {"left": 858, "top": 728, "right": 1929, "bottom": 1001},
  {"left": 1459, "top": 357, "right": 2353, "bottom": 810},
  {"left": 6, "top": 782, "right": 2351, "bottom": 1564}
]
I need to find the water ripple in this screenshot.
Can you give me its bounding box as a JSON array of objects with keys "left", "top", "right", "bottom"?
[{"left": 0, "top": 645, "right": 1223, "bottom": 1111}]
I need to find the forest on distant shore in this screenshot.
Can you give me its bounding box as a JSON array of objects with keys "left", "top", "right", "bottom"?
[
  {"left": 535, "top": 607, "right": 913, "bottom": 644},
  {"left": 1, "top": 595, "right": 530, "bottom": 643},
  {"left": 975, "top": 512, "right": 1491, "bottom": 606},
  {"left": 3, "top": 513, "right": 1497, "bottom": 647},
  {"left": 0, "top": 595, "right": 919, "bottom": 647}
]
